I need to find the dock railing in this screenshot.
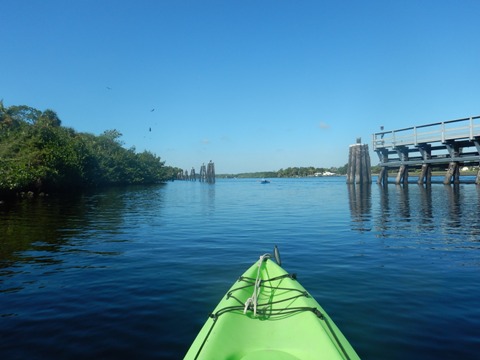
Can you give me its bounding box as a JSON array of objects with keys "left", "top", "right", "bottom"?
[{"left": 373, "top": 116, "right": 480, "bottom": 150}]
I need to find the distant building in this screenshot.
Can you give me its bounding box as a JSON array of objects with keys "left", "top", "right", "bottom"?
[{"left": 314, "top": 171, "right": 336, "bottom": 177}]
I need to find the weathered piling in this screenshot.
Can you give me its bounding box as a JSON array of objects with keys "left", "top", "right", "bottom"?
[
  {"left": 417, "top": 144, "right": 432, "bottom": 185},
  {"left": 394, "top": 146, "right": 409, "bottom": 185},
  {"left": 443, "top": 141, "right": 461, "bottom": 184},
  {"left": 190, "top": 167, "right": 196, "bottom": 181},
  {"left": 347, "top": 140, "right": 371, "bottom": 184},
  {"left": 444, "top": 162, "right": 460, "bottom": 184},
  {"left": 376, "top": 147, "right": 389, "bottom": 186},
  {"left": 199, "top": 163, "right": 206, "bottom": 182},
  {"left": 396, "top": 165, "right": 408, "bottom": 185},
  {"left": 178, "top": 161, "right": 215, "bottom": 183},
  {"left": 206, "top": 160, "right": 215, "bottom": 184},
  {"left": 418, "top": 164, "right": 432, "bottom": 185}
]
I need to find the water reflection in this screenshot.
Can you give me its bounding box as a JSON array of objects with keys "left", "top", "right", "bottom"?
[
  {"left": 376, "top": 184, "right": 389, "bottom": 237},
  {"left": 364, "top": 183, "right": 480, "bottom": 240},
  {"left": 201, "top": 184, "right": 216, "bottom": 216},
  {"left": 0, "top": 186, "right": 165, "bottom": 272},
  {"left": 418, "top": 185, "right": 433, "bottom": 220},
  {"left": 347, "top": 184, "right": 371, "bottom": 232},
  {"left": 394, "top": 184, "right": 410, "bottom": 221},
  {"left": 445, "top": 184, "right": 462, "bottom": 229}
]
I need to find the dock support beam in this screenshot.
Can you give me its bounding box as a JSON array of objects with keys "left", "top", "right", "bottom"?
[
  {"left": 376, "top": 148, "right": 389, "bottom": 186},
  {"left": 474, "top": 138, "right": 480, "bottom": 185},
  {"left": 443, "top": 141, "right": 461, "bottom": 184},
  {"left": 377, "top": 167, "right": 388, "bottom": 186},
  {"left": 444, "top": 162, "right": 460, "bottom": 184},
  {"left": 418, "top": 164, "right": 432, "bottom": 185},
  {"left": 417, "top": 144, "right": 432, "bottom": 185},
  {"left": 394, "top": 146, "right": 408, "bottom": 185},
  {"left": 347, "top": 140, "right": 371, "bottom": 184}
]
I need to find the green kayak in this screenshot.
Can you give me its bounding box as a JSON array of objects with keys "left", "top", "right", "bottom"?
[{"left": 184, "top": 250, "right": 360, "bottom": 360}]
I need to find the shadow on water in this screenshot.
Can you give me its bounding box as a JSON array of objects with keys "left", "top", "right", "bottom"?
[{"left": 0, "top": 185, "right": 166, "bottom": 270}]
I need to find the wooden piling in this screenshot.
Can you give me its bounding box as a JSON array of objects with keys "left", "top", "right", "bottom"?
[
  {"left": 347, "top": 141, "right": 371, "bottom": 184},
  {"left": 416, "top": 144, "right": 432, "bottom": 185},
  {"left": 206, "top": 160, "right": 215, "bottom": 184},
  {"left": 476, "top": 139, "right": 480, "bottom": 185},
  {"left": 197, "top": 161, "right": 215, "bottom": 183},
  {"left": 396, "top": 165, "right": 408, "bottom": 185},
  {"left": 376, "top": 148, "right": 389, "bottom": 186},
  {"left": 190, "top": 167, "right": 196, "bottom": 181},
  {"left": 199, "top": 163, "right": 207, "bottom": 182},
  {"left": 377, "top": 167, "right": 388, "bottom": 186},
  {"left": 394, "top": 146, "right": 409, "bottom": 185},
  {"left": 418, "top": 163, "right": 432, "bottom": 185},
  {"left": 444, "top": 162, "right": 460, "bottom": 184},
  {"left": 346, "top": 145, "right": 354, "bottom": 184}
]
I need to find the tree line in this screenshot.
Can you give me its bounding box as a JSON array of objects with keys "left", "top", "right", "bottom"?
[
  {"left": 222, "top": 165, "right": 349, "bottom": 179},
  {"left": 0, "top": 102, "right": 180, "bottom": 197}
]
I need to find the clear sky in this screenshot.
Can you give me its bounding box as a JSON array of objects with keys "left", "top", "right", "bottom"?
[{"left": 2, "top": 0, "right": 479, "bottom": 174}]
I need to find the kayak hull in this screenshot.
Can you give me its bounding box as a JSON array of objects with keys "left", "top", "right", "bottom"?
[{"left": 184, "top": 257, "right": 360, "bottom": 360}]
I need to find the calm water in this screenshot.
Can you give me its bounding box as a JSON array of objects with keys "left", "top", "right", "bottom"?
[{"left": 1, "top": 177, "right": 479, "bottom": 359}]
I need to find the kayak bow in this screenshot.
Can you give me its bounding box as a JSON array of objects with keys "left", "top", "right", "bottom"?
[{"left": 185, "top": 251, "right": 360, "bottom": 360}]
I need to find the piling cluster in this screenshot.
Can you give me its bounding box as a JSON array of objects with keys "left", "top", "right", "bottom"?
[
  {"left": 346, "top": 141, "right": 372, "bottom": 185},
  {"left": 177, "top": 160, "right": 215, "bottom": 183}
]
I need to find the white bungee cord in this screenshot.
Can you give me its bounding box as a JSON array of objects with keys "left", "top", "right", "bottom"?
[{"left": 243, "top": 253, "right": 271, "bottom": 316}]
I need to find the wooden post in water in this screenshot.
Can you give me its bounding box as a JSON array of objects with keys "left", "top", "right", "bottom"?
[
  {"left": 475, "top": 139, "right": 480, "bottom": 185},
  {"left": 418, "top": 164, "right": 432, "bottom": 185},
  {"left": 376, "top": 148, "right": 389, "bottom": 186},
  {"left": 444, "top": 162, "right": 460, "bottom": 184},
  {"left": 206, "top": 160, "right": 215, "bottom": 184},
  {"left": 190, "top": 167, "right": 196, "bottom": 181},
  {"left": 443, "top": 141, "right": 461, "bottom": 184},
  {"left": 417, "top": 144, "right": 432, "bottom": 185},
  {"left": 395, "top": 146, "right": 408, "bottom": 185},
  {"left": 199, "top": 163, "right": 206, "bottom": 182},
  {"left": 346, "top": 139, "right": 371, "bottom": 184}
]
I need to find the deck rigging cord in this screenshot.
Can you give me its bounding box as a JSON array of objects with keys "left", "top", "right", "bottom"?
[
  {"left": 243, "top": 253, "right": 270, "bottom": 316},
  {"left": 198, "top": 248, "right": 354, "bottom": 360},
  {"left": 206, "top": 264, "right": 352, "bottom": 360}
]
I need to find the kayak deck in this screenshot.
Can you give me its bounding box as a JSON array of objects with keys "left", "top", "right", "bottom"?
[{"left": 185, "top": 255, "right": 360, "bottom": 360}]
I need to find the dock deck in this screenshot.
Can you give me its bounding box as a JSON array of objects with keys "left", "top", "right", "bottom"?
[{"left": 372, "top": 116, "right": 480, "bottom": 184}]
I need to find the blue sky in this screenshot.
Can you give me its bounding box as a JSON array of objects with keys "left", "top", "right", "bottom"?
[{"left": 2, "top": 0, "right": 479, "bottom": 173}]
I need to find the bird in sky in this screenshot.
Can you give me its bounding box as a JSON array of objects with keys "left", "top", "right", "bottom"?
[{"left": 150, "top": 108, "right": 155, "bottom": 112}]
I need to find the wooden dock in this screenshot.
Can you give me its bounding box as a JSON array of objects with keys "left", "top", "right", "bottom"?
[{"left": 373, "top": 116, "right": 480, "bottom": 185}]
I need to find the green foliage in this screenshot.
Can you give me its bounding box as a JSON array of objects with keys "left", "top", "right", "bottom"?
[
  {"left": 0, "top": 103, "right": 176, "bottom": 195},
  {"left": 221, "top": 165, "right": 349, "bottom": 179},
  {"left": 276, "top": 166, "right": 348, "bottom": 177}
]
